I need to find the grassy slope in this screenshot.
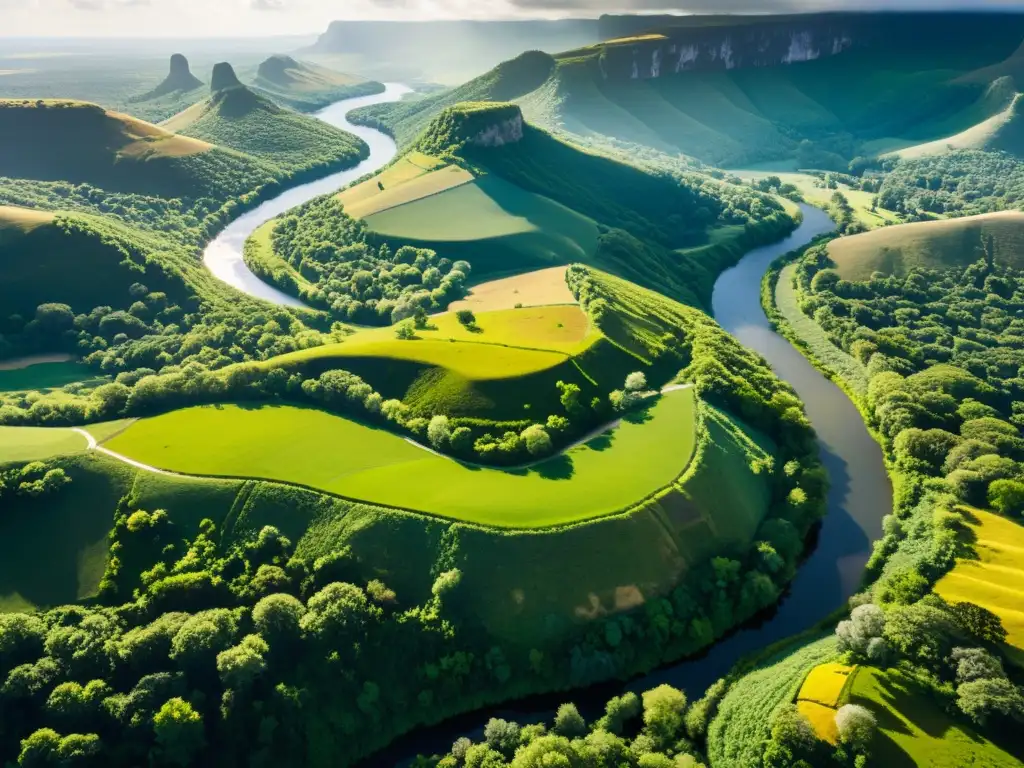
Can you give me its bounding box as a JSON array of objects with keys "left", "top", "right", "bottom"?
[
  {"left": 827, "top": 211, "right": 1024, "bottom": 280},
  {"left": 163, "top": 85, "right": 367, "bottom": 172},
  {"left": 363, "top": 174, "right": 601, "bottom": 277},
  {"left": 0, "top": 426, "right": 87, "bottom": 463},
  {"left": 934, "top": 508, "right": 1024, "bottom": 665},
  {"left": 449, "top": 266, "right": 576, "bottom": 311},
  {"left": 251, "top": 55, "right": 383, "bottom": 112},
  {"left": 849, "top": 667, "right": 1023, "bottom": 767},
  {"left": 0, "top": 361, "right": 95, "bottom": 394},
  {"left": 0, "top": 205, "right": 195, "bottom": 317},
  {"left": 103, "top": 388, "right": 698, "bottom": 528}
]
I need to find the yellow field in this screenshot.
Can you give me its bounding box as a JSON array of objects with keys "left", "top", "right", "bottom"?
[
  {"left": 342, "top": 165, "right": 475, "bottom": 219},
  {"left": 934, "top": 508, "right": 1024, "bottom": 662},
  {"left": 0, "top": 205, "right": 54, "bottom": 232},
  {"left": 337, "top": 151, "right": 448, "bottom": 212},
  {"left": 449, "top": 267, "right": 577, "bottom": 312},
  {"left": 798, "top": 663, "right": 856, "bottom": 706},
  {"left": 795, "top": 663, "right": 858, "bottom": 744},
  {"left": 113, "top": 110, "right": 211, "bottom": 158}
]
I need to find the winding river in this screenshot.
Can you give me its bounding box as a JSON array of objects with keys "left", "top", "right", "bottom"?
[
  {"left": 202, "top": 83, "right": 412, "bottom": 303},
  {"left": 199, "top": 91, "right": 893, "bottom": 761}
]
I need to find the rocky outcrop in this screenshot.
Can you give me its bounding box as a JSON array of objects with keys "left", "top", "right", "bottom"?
[
  {"left": 130, "top": 54, "right": 203, "bottom": 102},
  {"left": 211, "top": 62, "right": 242, "bottom": 92},
  {"left": 595, "top": 12, "right": 1024, "bottom": 81},
  {"left": 471, "top": 112, "right": 524, "bottom": 147}
]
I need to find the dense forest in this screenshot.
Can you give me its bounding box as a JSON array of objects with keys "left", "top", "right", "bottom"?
[
  {"left": 751, "top": 238, "right": 1024, "bottom": 766},
  {"left": 0, "top": 263, "right": 828, "bottom": 768}
]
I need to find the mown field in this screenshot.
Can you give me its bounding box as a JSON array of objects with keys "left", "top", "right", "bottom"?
[
  {"left": 103, "top": 387, "right": 698, "bottom": 528},
  {"left": 363, "top": 174, "right": 601, "bottom": 276},
  {"left": 448, "top": 266, "right": 577, "bottom": 311},
  {"left": 934, "top": 508, "right": 1024, "bottom": 665},
  {"left": 0, "top": 425, "right": 87, "bottom": 463},
  {"left": 848, "top": 667, "right": 1022, "bottom": 767},
  {"left": 827, "top": 211, "right": 1024, "bottom": 280}
]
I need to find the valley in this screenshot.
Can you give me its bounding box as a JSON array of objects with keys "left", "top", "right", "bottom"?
[{"left": 2, "top": 9, "right": 1024, "bottom": 768}]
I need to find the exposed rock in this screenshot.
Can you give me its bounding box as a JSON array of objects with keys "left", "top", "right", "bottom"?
[
  {"left": 471, "top": 112, "right": 524, "bottom": 147},
  {"left": 211, "top": 62, "right": 242, "bottom": 92},
  {"left": 130, "top": 53, "right": 202, "bottom": 102}
]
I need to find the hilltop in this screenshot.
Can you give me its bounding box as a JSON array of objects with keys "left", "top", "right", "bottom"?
[
  {"left": 357, "top": 13, "right": 1024, "bottom": 169},
  {"left": 250, "top": 102, "right": 794, "bottom": 316},
  {"left": 826, "top": 210, "right": 1024, "bottom": 280},
  {"left": 252, "top": 55, "right": 383, "bottom": 112},
  {"left": 0, "top": 98, "right": 283, "bottom": 199},
  {"left": 162, "top": 62, "right": 369, "bottom": 173}
]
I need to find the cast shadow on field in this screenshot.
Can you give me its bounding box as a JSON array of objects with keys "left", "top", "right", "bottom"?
[{"left": 495, "top": 453, "right": 576, "bottom": 481}]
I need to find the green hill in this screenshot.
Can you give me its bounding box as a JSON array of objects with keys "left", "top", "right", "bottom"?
[
  {"left": 252, "top": 55, "right": 383, "bottom": 112},
  {"left": 163, "top": 62, "right": 368, "bottom": 173},
  {"left": 827, "top": 211, "right": 1024, "bottom": 281},
  {"left": 0, "top": 205, "right": 197, "bottom": 318},
  {"left": 130, "top": 53, "right": 204, "bottom": 103},
  {"left": 356, "top": 19, "right": 1024, "bottom": 169}
]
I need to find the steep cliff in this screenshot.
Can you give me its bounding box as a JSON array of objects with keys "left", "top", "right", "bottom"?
[
  {"left": 590, "top": 13, "right": 1024, "bottom": 81},
  {"left": 130, "top": 54, "right": 203, "bottom": 102}
]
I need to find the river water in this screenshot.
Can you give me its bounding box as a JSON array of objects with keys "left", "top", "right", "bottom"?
[
  {"left": 198, "top": 96, "right": 893, "bottom": 761},
  {"left": 202, "top": 83, "right": 412, "bottom": 305}
]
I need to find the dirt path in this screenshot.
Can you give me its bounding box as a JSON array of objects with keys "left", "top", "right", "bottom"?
[{"left": 0, "top": 353, "right": 74, "bottom": 371}]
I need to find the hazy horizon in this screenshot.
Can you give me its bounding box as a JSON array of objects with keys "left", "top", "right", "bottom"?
[{"left": 4, "top": 0, "right": 1024, "bottom": 39}]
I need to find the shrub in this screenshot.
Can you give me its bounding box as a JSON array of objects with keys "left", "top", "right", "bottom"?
[{"left": 834, "top": 704, "right": 876, "bottom": 752}]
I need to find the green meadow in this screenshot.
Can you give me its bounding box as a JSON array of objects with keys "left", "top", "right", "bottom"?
[
  {"left": 0, "top": 425, "right": 87, "bottom": 463},
  {"left": 104, "top": 387, "right": 698, "bottom": 528},
  {"left": 0, "top": 360, "right": 95, "bottom": 392}
]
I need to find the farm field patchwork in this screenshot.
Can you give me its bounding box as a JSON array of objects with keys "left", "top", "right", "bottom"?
[
  {"left": 336, "top": 150, "right": 445, "bottom": 209},
  {"left": 103, "top": 387, "right": 698, "bottom": 528},
  {"left": 342, "top": 164, "right": 474, "bottom": 219},
  {"left": 934, "top": 507, "right": 1024, "bottom": 664},
  {"left": 448, "top": 266, "right": 577, "bottom": 311}
]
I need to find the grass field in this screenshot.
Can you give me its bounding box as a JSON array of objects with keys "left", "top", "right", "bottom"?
[
  {"left": 934, "top": 508, "right": 1024, "bottom": 665},
  {"left": 363, "top": 174, "right": 600, "bottom": 276},
  {"left": 448, "top": 266, "right": 576, "bottom": 312},
  {"left": 736, "top": 171, "right": 899, "bottom": 230},
  {"left": 338, "top": 151, "right": 445, "bottom": 208},
  {"left": 827, "top": 211, "right": 1024, "bottom": 280},
  {"left": 104, "top": 387, "right": 698, "bottom": 528},
  {"left": 774, "top": 262, "right": 870, "bottom": 396},
  {"left": 341, "top": 163, "right": 474, "bottom": 219},
  {"left": 0, "top": 453, "right": 134, "bottom": 612},
  {"left": 0, "top": 426, "right": 87, "bottom": 464},
  {"left": 849, "top": 667, "right": 1023, "bottom": 767},
  {"left": 0, "top": 358, "right": 95, "bottom": 393}
]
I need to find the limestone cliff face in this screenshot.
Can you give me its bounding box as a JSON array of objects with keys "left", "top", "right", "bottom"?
[
  {"left": 599, "top": 18, "right": 855, "bottom": 81},
  {"left": 471, "top": 112, "right": 524, "bottom": 147},
  {"left": 594, "top": 12, "right": 1024, "bottom": 82}
]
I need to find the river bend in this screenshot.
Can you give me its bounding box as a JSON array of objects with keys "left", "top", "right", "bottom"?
[{"left": 198, "top": 101, "right": 893, "bottom": 759}]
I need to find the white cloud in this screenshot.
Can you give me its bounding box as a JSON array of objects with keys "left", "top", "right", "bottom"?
[{"left": 3, "top": 0, "right": 1024, "bottom": 37}]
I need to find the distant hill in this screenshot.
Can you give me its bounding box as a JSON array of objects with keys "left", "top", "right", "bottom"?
[
  {"left": 0, "top": 98, "right": 278, "bottom": 198},
  {"left": 358, "top": 12, "right": 1024, "bottom": 169},
  {"left": 162, "top": 62, "right": 368, "bottom": 173},
  {"left": 130, "top": 54, "right": 203, "bottom": 102},
  {"left": 827, "top": 211, "right": 1024, "bottom": 281},
  {"left": 251, "top": 55, "right": 383, "bottom": 112},
  {"left": 304, "top": 18, "right": 597, "bottom": 85}
]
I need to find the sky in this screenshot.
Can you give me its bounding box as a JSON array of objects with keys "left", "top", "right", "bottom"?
[{"left": 3, "top": 0, "right": 1024, "bottom": 38}]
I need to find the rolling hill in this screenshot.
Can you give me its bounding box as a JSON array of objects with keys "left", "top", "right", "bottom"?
[
  {"left": 355, "top": 13, "right": 1024, "bottom": 169},
  {"left": 162, "top": 62, "right": 368, "bottom": 173},
  {"left": 0, "top": 205, "right": 195, "bottom": 318},
  {"left": 252, "top": 54, "right": 383, "bottom": 112},
  {"left": 826, "top": 211, "right": 1024, "bottom": 280}
]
